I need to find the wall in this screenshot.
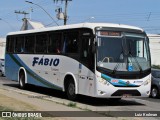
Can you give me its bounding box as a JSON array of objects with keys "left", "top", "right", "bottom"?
[
  {"left": 0, "top": 38, "right": 6, "bottom": 59},
  {"left": 148, "top": 34, "right": 160, "bottom": 65}
]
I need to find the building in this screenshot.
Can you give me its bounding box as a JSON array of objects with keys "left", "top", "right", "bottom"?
[
  {"left": 148, "top": 34, "right": 160, "bottom": 65},
  {"left": 0, "top": 38, "right": 6, "bottom": 59},
  {"left": 20, "top": 19, "right": 45, "bottom": 31}
]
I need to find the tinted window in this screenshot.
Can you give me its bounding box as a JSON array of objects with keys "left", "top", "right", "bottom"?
[
  {"left": 48, "top": 33, "right": 62, "bottom": 54},
  {"left": 36, "top": 34, "right": 48, "bottom": 53},
  {"left": 15, "top": 36, "right": 24, "bottom": 53},
  {"left": 7, "top": 37, "right": 15, "bottom": 53},
  {"left": 62, "top": 32, "right": 79, "bottom": 53},
  {"left": 24, "top": 35, "right": 35, "bottom": 53}
]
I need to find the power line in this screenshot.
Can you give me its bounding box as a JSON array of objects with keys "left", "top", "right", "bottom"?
[
  {"left": 0, "top": 18, "right": 16, "bottom": 30},
  {"left": 26, "top": 1, "right": 59, "bottom": 26}
]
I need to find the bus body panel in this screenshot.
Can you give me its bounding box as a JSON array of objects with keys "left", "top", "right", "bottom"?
[
  {"left": 95, "top": 71, "right": 151, "bottom": 98},
  {"left": 5, "top": 54, "right": 19, "bottom": 81},
  {"left": 5, "top": 53, "right": 96, "bottom": 96},
  {"left": 6, "top": 52, "right": 151, "bottom": 98}
]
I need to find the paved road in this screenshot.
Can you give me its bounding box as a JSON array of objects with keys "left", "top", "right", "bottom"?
[
  {"left": 0, "top": 76, "right": 159, "bottom": 104},
  {"left": 0, "top": 76, "right": 160, "bottom": 119}
]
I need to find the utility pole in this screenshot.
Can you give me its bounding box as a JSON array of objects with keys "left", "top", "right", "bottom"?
[
  {"left": 54, "top": 0, "right": 72, "bottom": 25},
  {"left": 15, "top": 10, "right": 29, "bottom": 30},
  {"left": 15, "top": 10, "right": 29, "bottom": 19}
]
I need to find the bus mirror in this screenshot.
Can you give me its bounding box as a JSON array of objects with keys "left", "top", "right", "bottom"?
[{"left": 147, "top": 37, "right": 149, "bottom": 44}]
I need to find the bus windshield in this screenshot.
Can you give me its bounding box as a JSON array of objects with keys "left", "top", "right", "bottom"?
[{"left": 96, "top": 31, "right": 151, "bottom": 72}]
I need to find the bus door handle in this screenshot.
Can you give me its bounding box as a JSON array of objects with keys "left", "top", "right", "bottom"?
[
  {"left": 80, "top": 76, "right": 85, "bottom": 79},
  {"left": 53, "top": 73, "right": 56, "bottom": 75},
  {"left": 88, "top": 77, "right": 93, "bottom": 80}
]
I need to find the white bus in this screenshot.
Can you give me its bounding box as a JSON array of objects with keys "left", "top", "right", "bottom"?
[{"left": 5, "top": 23, "right": 151, "bottom": 100}]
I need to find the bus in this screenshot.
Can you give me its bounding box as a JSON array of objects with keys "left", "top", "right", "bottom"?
[{"left": 5, "top": 23, "right": 151, "bottom": 100}]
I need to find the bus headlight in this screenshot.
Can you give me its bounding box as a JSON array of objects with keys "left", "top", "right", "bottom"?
[
  {"left": 98, "top": 78, "right": 109, "bottom": 85},
  {"left": 99, "top": 78, "right": 104, "bottom": 83},
  {"left": 103, "top": 80, "right": 107, "bottom": 85},
  {"left": 142, "top": 79, "right": 151, "bottom": 86}
]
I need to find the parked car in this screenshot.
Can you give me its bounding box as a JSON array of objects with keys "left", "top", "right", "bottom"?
[
  {"left": 0, "top": 59, "right": 5, "bottom": 76},
  {"left": 150, "top": 69, "right": 160, "bottom": 98}
]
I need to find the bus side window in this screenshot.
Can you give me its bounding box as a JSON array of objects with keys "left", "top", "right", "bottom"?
[
  {"left": 81, "top": 38, "right": 89, "bottom": 60},
  {"left": 7, "top": 37, "right": 15, "bottom": 53},
  {"left": 36, "top": 34, "right": 48, "bottom": 53},
  {"left": 63, "top": 32, "right": 79, "bottom": 54},
  {"left": 24, "top": 36, "right": 35, "bottom": 53},
  {"left": 15, "top": 37, "right": 24, "bottom": 53},
  {"left": 48, "top": 33, "right": 62, "bottom": 54},
  {"left": 80, "top": 37, "right": 94, "bottom": 70}
]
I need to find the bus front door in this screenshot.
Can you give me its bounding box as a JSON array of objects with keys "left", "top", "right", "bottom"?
[{"left": 78, "top": 37, "right": 94, "bottom": 96}]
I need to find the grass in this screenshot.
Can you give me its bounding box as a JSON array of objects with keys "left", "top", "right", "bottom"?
[
  {"left": 0, "top": 106, "right": 12, "bottom": 112},
  {"left": 67, "top": 102, "right": 77, "bottom": 107},
  {"left": 152, "top": 65, "right": 160, "bottom": 69}
]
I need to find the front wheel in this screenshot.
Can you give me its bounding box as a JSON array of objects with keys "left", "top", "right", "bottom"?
[
  {"left": 151, "top": 87, "right": 159, "bottom": 98},
  {"left": 66, "top": 80, "right": 77, "bottom": 101},
  {"left": 19, "top": 72, "right": 26, "bottom": 89}
]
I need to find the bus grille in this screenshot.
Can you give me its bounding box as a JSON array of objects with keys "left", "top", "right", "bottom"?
[{"left": 111, "top": 90, "right": 141, "bottom": 96}]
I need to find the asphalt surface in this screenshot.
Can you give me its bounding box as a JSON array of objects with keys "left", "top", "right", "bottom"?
[
  {"left": 0, "top": 76, "right": 160, "bottom": 119},
  {"left": 0, "top": 76, "right": 159, "bottom": 104}
]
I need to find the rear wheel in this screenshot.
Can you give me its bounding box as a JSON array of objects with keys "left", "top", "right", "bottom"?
[
  {"left": 151, "top": 87, "right": 159, "bottom": 98},
  {"left": 66, "top": 80, "right": 77, "bottom": 101},
  {"left": 0, "top": 71, "right": 2, "bottom": 76},
  {"left": 19, "top": 72, "right": 26, "bottom": 89}
]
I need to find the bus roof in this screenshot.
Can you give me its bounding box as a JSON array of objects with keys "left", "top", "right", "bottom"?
[{"left": 7, "top": 22, "right": 144, "bottom": 36}]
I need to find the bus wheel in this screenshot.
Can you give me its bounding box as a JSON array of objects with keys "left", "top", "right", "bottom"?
[
  {"left": 19, "top": 72, "right": 26, "bottom": 89},
  {"left": 109, "top": 98, "right": 121, "bottom": 101},
  {"left": 66, "top": 80, "right": 77, "bottom": 101},
  {"left": 0, "top": 71, "right": 2, "bottom": 76},
  {"left": 151, "top": 87, "right": 159, "bottom": 98}
]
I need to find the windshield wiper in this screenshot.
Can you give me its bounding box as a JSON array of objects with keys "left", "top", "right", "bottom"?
[
  {"left": 128, "top": 42, "right": 143, "bottom": 73},
  {"left": 112, "top": 60, "right": 121, "bottom": 74},
  {"left": 128, "top": 52, "right": 143, "bottom": 73},
  {"left": 112, "top": 37, "right": 127, "bottom": 74}
]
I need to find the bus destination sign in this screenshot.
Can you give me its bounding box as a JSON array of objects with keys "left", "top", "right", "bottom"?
[{"left": 100, "top": 31, "right": 121, "bottom": 37}]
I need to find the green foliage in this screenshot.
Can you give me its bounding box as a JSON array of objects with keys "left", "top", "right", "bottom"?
[
  {"left": 67, "top": 102, "right": 77, "bottom": 107},
  {"left": 152, "top": 65, "right": 160, "bottom": 69}
]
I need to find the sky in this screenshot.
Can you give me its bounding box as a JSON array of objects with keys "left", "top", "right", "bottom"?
[{"left": 1, "top": 0, "right": 160, "bottom": 37}]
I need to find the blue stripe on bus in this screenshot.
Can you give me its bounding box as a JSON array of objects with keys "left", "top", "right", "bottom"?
[
  {"left": 101, "top": 73, "right": 138, "bottom": 87},
  {"left": 8, "top": 54, "right": 62, "bottom": 90}
]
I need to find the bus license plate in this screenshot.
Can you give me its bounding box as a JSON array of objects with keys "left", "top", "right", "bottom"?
[{"left": 122, "top": 94, "right": 132, "bottom": 97}]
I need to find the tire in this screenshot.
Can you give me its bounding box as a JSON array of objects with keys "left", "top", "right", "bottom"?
[
  {"left": 19, "top": 72, "right": 26, "bottom": 89},
  {"left": 109, "top": 98, "right": 121, "bottom": 101},
  {"left": 151, "top": 87, "right": 159, "bottom": 98},
  {"left": 66, "top": 80, "right": 77, "bottom": 101},
  {"left": 0, "top": 71, "right": 2, "bottom": 77}
]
